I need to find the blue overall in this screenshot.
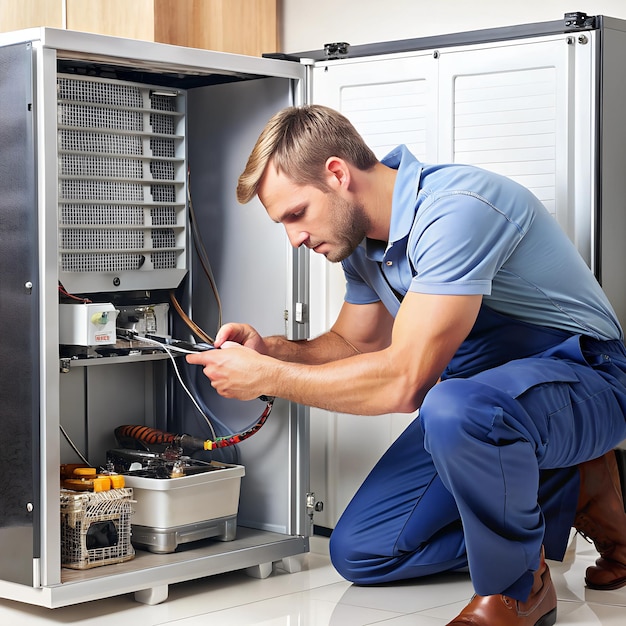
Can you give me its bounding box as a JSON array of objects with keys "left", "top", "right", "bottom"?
[{"left": 329, "top": 305, "right": 626, "bottom": 601}]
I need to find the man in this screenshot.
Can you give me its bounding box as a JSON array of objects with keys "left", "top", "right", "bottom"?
[{"left": 186, "top": 104, "right": 626, "bottom": 625}]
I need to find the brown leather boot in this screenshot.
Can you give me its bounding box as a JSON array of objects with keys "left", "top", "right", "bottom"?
[
  {"left": 575, "top": 450, "right": 626, "bottom": 590},
  {"left": 447, "top": 551, "right": 556, "bottom": 625}
]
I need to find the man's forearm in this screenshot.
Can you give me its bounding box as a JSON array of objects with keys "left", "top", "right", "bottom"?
[
  {"left": 264, "top": 330, "right": 360, "bottom": 365},
  {"left": 265, "top": 349, "right": 426, "bottom": 415}
]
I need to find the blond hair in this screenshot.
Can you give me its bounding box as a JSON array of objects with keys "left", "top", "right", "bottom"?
[{"left": 236, "top": 105, "right": 378, "bottom": 204}]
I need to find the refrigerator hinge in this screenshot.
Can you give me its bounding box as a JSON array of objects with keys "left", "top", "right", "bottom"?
[
  {"left": 323, "top": 42, "right": 350, "bottom": 60},
  {"left": 564, "top": 12, "right": 597, "bottom": 31}
]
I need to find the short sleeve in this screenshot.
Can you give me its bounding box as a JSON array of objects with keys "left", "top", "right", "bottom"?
[
  {"left": 342, "top": 254, "right": 381, "bottom": 305},
  {"left": 409, "top": 191, "right": 527, "bottom": 296}
]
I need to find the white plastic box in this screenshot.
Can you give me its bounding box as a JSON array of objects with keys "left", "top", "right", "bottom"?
[
  {"left": 122, "top": 462, "right": 245, "bottom": 553},
  {"left": 59, "top": 302, "right": 118, "bottom": 346}
]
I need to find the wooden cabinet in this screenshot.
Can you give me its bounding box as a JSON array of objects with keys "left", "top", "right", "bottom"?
[
  {"left": 0, "top": 0, "right": 64, "bottom": 30},
  {"left": 151, "top": 0, "right": 279, "bottom": 56},
  {"left": 0, "top": 0, "right": 279, "bottom": 56}
]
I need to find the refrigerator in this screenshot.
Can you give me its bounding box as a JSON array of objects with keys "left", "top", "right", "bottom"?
[{"left": 1, "top": 10, "right": 626, "bottom": 607}]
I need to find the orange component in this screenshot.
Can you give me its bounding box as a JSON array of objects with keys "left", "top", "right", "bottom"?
[
  {"left": 60, "top": 463, "right": 90, "bottom": 479},
  {"left": 73, "top": 467, "right": 97, "bottom": 477},
  {"left": 60, "top": 465, "right": 125, "bottom": 491},
  {"left": 107, "top": 474, "right": 125, "bottom": 489},
  {"left": 62, "top": 476, "right": 111, "bottom": 492}
]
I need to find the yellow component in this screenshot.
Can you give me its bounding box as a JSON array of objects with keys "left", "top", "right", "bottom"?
[
  {"left": 60, "top": 465, "right": 125, "bottom": 492},
  {"left": 90, "top": 311, "right": 108, "bottom": 325},
  {"left": 204, "top": 440, "right": 214, "bottom": 450},
  {"left": 61, "top": 479, "right": 85, "bottom": 491},
  {"left": 60, "top": 463, "right": 90, "bottom": 479},
  {"left": 62, "top": 476, "right": 111, "bottom": 492},
  {"left": 73, "top": 467, "right": 97, "bottom": 477},
  {"left": 91, "top": 476, "right": 111, "bottom": 492},
  {"left": 107, "top": 474, "right": 125, "bottom": 489}
]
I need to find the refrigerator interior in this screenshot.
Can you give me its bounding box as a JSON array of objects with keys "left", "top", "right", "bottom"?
[{"left": 0, "top": 29, "right": 310, "bottom": 608}]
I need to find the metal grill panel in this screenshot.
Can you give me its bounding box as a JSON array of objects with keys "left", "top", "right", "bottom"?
[
  {"left": 59, "top": 130, "right": 144, "bottom": 155},
  {"left": 61, "top": 252, "right": 146, "bottom": 273},
  {"left": 60, "top": 180, "right": 145, "bottom": 202},
  {"left": 59, "top": 103, "right": 144, "bottom": 131},
  {"left": 57, "top": 75, "right": 187, "bottom": 292},
  {"left": 151, "top": 229, "right": 176, "bottom": 248},
  {"left": 150, "top": 112, "right": 175, "bottom": 135},
  {"left": 60, "top": 204, "right": 145, "bottom": 226},
  {"left": 150, "top": 184, "right": 176, "bottom": 203},
  {"left": 60, "top": 229, "right": 145, "bottom": 250},
  {"left": 149, "top": 160, "right": 175, "bottom": 180},
  {"left": 152, "top": 250, "right": 178, "bottom": 269},
  {"left": 149, "top": 137, "right": 176, "bottom": 158},
  {"left": 58, "top": 76, "right": 143, "bottom": 108},
  {"left": 60, "top": 154, "right": 144, "bottom": 179},
  {"left": 151, "top": 207, "right": 177, "bottom": 226},
  {"left": 150, "top": 93, "right": 177, "bottom": 112}
]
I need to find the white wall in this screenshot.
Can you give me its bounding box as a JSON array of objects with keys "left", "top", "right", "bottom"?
[{"left": 281, "top": 0, "right": 626, "bottom": 52}]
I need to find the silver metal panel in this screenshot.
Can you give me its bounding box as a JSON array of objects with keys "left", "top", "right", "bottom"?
[
  {"left": 0, "top": 27, "right": 305, "bottom": 83},
  {"left": 37, "top": 42, "right": 65, "bottom": 588},
  {"left": 436, "top": 35, "right": 592, "bottom": 260},
  {"left": 185, "top": 77, "right": 309, "bottom": 536},
  {"left": 0, "top": 529, "right": 308, "bottom": 608},
  {"left": 59, "top": 360, "right": 167, "bottom": 467},
  {"left": 597, "top": 24, "right": 626, "bottom": 327},
  {"left": 0, "top": 41, "right": 38, "bottom": 586}
]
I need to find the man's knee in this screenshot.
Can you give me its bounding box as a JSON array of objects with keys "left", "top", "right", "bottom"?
[
  {"left": 420, "top": 379, "right": 487, "bottom": 456},
  {"left": 328, "top": 521, "right": 368, "bottom": 583}
]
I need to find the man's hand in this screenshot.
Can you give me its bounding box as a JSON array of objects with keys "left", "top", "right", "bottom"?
[
  {"left": 214, "top": 322, "right": 268, "bottom": 354},
  {"left": 186, "top": 342, "right": 276, "bottom": 401},
  {"left": 185, "top": 294, "right": 481, "bottom": 414}
]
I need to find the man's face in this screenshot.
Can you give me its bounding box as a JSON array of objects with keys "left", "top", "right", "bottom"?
[{"left": 258, "top": 164, "right": 369, "bottom": 263}]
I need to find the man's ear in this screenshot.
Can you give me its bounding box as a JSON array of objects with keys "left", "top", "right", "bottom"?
[{"left": 324, "top": 157, "right": 350, "bottom": 191}]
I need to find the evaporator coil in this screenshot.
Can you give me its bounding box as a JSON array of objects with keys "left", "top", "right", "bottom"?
[{"left": 57, "top": 75, "right": 188, "bottom": 293}]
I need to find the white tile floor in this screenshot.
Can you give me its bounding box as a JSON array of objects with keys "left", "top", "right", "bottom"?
[{"left": 1, "top": 533, "right": 625, "bottom": 625}]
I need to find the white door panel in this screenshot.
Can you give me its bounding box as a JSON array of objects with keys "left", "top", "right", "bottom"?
[
  {"left": 438, "top": 36, "right": 581, "bottom": 236},
  {"left": 310, "top": 52, "right": 436, "bottom": 529},
  {"left": 313, "top": 53, "right": 439, "bottom": 161},
  {"left": 309, "top": 35, "right": 596, "bottom": 529}
]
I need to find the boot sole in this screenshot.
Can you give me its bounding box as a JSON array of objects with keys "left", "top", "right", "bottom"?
[
  {"left": 585, "top": 575, "right": 626, "bottom": 591},
  {"left": 536, "top": 608, "right": 557, "bottom": 626}
]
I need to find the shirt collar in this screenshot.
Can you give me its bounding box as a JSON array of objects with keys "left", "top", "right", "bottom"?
[{"left": 364, "top": 145, "right": 423, "bottom": 262}]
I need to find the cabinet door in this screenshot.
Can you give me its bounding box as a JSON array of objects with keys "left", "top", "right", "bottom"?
[
  {"left": 0, "top": 42, "right": 38, "bottom": 586},
  {"left": 309, "top": 34, "right": 596, "bottom": 530},
  {"left": 437, "top": 34, "right": 595, "bottom": 264},
  {"left": 311, "top": 54, "right": 436, "bottom": 529},
  {"left": 313, "top": 53, "right": 438, "bottom": 160}
]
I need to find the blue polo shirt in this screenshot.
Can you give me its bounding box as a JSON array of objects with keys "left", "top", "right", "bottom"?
[{"left": 342, "top": 145, "right": 622, "bottom": 341}]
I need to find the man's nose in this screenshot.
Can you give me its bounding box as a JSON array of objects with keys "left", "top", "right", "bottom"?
[{"left": 285, "top": 227, "right": 309, "bottom": 249}]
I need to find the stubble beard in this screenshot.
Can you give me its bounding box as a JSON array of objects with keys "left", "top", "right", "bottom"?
[{"left": 325, "top": 195, "right": 370, "bottom": 263}]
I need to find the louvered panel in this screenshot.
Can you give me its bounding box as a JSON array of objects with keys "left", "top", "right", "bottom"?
[
  {"left": 453, "top": 66, "right": 558, "bottom": 216},
  {"left": 455, "top": 119, "right": 556, "bottom": 141},
  {"left": 340, "top": 79, "right": 428, "bottom": 159},
  {"left": 57, "top": 74, "right": 188, "bottom": 293}
]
